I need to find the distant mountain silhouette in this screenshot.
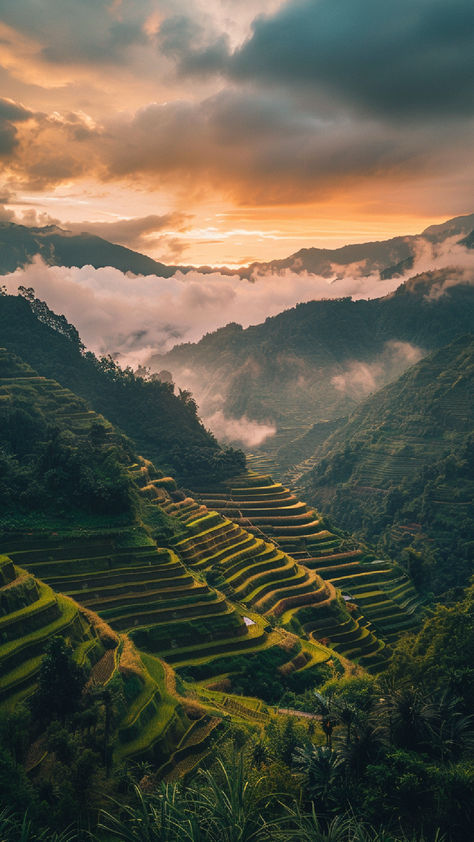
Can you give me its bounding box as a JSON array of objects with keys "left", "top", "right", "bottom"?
[{"left": 0, "top": 212, "right": 472, "bottom": 279}]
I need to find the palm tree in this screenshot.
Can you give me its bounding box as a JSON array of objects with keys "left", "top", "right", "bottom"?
[
  {"left": 374, "top": 686, "right": 436, "bottom": 751},
  {"left": 187, "top": 752, "right": 281, "bottom": 842},
  {"left": 250, "top": 739, "right": 268, "bottom": 769},
  {"left": 292, "top": 744, "right": 344, "bottom": 814},
  {"left": 428, "top": 689, "right": 474, "bottom": 762},
  {"left": 313, "top": 692, "right": 337, "bottom": 749},
  {"left": 333, "top": 700, "right": 359, "bottom": 745},
  {"left": 337, "top": 723, "right": 382, "bottom": 778}
]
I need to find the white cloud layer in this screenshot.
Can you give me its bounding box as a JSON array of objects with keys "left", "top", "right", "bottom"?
[
  {"left": 3, "top": 237, "right": 473, "bottom": 370},
  {"left": 3, "top": 236, "right": 472, "bottom": 447}
]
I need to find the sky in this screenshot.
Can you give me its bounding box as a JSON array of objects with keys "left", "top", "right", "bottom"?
[{"left": 0, "top": 0, "right": 473, "bottom": 266}]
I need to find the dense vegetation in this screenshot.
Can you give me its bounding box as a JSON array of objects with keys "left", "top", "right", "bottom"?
[
  {"left": 1, "top": 584, "right": 472, "bottom": 840},
  {"left": 0, "top": 291, "right": 245, "bottom": 482},
  {"left": 0, "top": 243, "right": 473, "bottom": 840},
  {"left": 304, "top": 336, "right": 474, "bottom": 595},
  {"left": 0, "top": 350, "right": 137, "bottom": 526}
]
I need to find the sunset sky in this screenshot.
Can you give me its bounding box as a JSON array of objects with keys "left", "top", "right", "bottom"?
[{"left": 0, "top": 0, "right": 473, "bottom": 266}]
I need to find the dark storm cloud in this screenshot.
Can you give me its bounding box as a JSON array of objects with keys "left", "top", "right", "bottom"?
[
  {"left": 103, "top": 88, "right": 467, "bottom": 203},
  {"left": 0, "top": 0, "right": 150, "bottom": 64},
  {"left": 0, "top": 97, "right": 32, "bottom": 156},
  {"left": 160, "top": 0, "right": 474, "bottom": 118},
  {"left": 158, "top": 15, "right": 231, "bottom": 76}
]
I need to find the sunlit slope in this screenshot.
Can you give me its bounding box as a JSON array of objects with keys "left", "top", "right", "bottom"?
[
  {"left": 0, "top": 555, "right": 103, "bottom": 709},
  {"left": 0, "top": 555, "right": 197, "bottom": 767},
  {"left": 159, "top": 480, "right": 381, "bottom": 672},
  {"left": 190, "top": 472, "right": 424, "bottom": 663}
]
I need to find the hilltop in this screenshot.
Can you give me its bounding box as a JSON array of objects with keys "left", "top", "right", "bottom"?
[
  {"left": 0, "top": 221, "right": 177, "bottom": 277},
  {"left": 236, "top": 212, "right": 474, "bottom": 280}
]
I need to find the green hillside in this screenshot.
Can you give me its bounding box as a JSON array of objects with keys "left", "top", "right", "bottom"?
[
  {"left": 303, "top": 335, "right": 474, "bottom": 594},
  {"left": 0, "top": 348, "right": 335, "bottom": 761},
  {"left": 0, "top": 554, "right": 103, "bottom": 710},
  {"left": 0, "top": 553, "right": 196, "bottom": 777},
  {"left": 189, "top": 471, "right": 424, "bottom": 667},
  {"left": 0, "top": 292, "right": 244, "bottom": 482},
  {"left": 152, "top": 270, "right": 474, "bottom": 452}
]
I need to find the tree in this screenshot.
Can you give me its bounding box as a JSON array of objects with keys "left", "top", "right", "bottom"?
[
  {"left": 32, "top": 637, "right": 86, "bottom": 724},
  {"left": 292, "top": 745, "right": 344, "bottom": 814}
]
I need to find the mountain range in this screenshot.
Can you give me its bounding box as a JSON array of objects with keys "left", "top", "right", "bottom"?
[
  {"left": 151, "top": 269, "right": 474, "bottom": 448},
  {"left": 0, "top": 212, "right": 473, "bottom": 279}
]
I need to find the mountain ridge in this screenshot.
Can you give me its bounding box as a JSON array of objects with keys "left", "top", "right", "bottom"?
[
  {"left": 150, "top": 269, "right": 474, "bottom": 442},
  {"left": 0, "top": 212, "right": 472, "bottom": 279}
]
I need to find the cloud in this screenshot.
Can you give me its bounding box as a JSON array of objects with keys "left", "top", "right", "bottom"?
[
  {"left": 1, "top": 75, "right": 472, "bottom": 212},
  {"left": 331, "top": 341, "right": 425, "bottom": 398},
  {"left": 100, "top": 89, "right": 472, "bottom": 205},
  {"left": 2, "top": 238, "right": 472, "bottom": 372},
  {"left": 203, "top": 410, "right": 276, "bottom": 447},
  {"left": 423, "top": 269, "right": 474, "bottom": 301},
  {"left": 0, "top": 96, "right": 33, "bottom": 156},
  {"left": 163, "top": 0, "right": 474, "bottom": 118},
  {"left": 0, "top": 0, "right": 151, "bottom": 65},
  {"left": 64, "top": 212, "right": 193, "bottom": 251},
  {"left": 0, "top": 203, "right": 193, "bottom": 259}
]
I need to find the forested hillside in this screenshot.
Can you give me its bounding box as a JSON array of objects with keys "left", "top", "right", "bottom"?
[
  {"left": 0, "top": 291, "right": 244, "bottom": 482},
  {"left": 303, "top": 336, "right": 474, "bottom": 595},
  {"left": 152, "top": 269, "right": 474, "bottom": 437}
]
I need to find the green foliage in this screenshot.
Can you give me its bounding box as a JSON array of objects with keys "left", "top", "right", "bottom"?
[
  {"left": 31, "top": 637, "right": 87, "bottom": 724},
  {"left": 178, "top": 645, "right": 326, "bottom": 704},
  {"left": 0, "top": 353, "right": 137, "bottom": 520},
  {"left": 305, "top": 336, "right": 474, "bottom": 594},
  {"left": 386, "top": 584, "right": 474, "bottom": 705},
  {"left": 0, "top": 293, "right": 245, "bottom": 481}
]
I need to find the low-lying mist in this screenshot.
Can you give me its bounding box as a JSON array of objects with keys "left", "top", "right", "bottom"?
[
  {"left": 3, "top": 235, "right": 473, "bottom": 447},
  {"left": 331, "top": 340, "right": 425, "bottom": 398}
]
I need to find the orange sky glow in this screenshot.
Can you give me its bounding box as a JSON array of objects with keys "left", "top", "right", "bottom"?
[{"left": 0, "top": 0, "right": 472, "bottom": 266}]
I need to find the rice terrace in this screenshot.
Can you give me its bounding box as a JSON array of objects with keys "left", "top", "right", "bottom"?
[{"left": 0, "top": 1, "right": 473, "bottom": 840}]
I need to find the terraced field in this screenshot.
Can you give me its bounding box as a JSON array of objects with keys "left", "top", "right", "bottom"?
[
  {"left": 0, "top": 554, "right": 104, "bottom": 709},
  {"left": 157, "top": 479, "right": 374, "bottom": 670},
  {"left": 3, "top": 529, "right": 259, "bottom": 665},
  {"left": 189, "top": 472, "right": 423, "bottom": 668},
  {"left": 0, "top": 554, "right": 207, "bottom": 768}
]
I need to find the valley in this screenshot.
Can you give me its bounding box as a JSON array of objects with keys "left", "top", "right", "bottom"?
[{"left": 0, "top": 232, "right": 472, "bottom": 841}]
